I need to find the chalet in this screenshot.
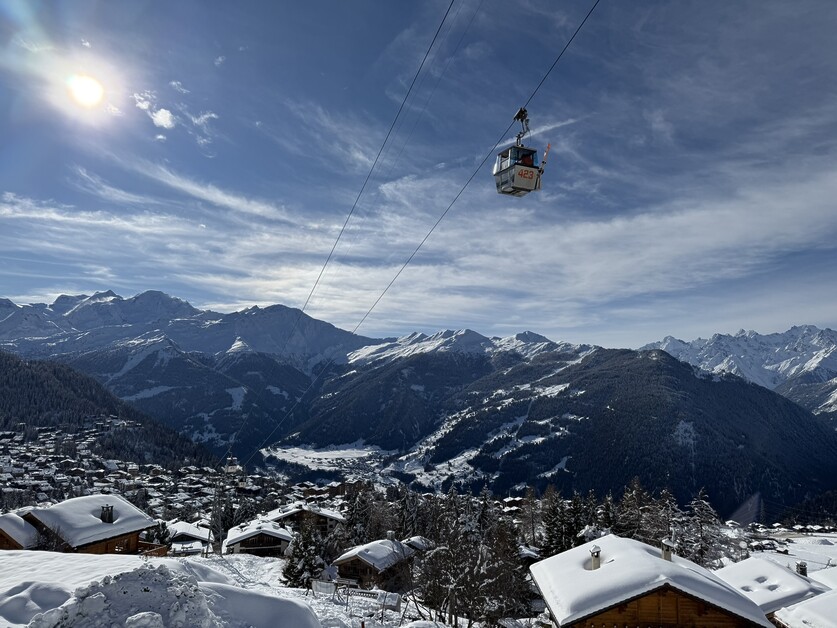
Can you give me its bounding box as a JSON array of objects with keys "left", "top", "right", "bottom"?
[
  {"left": 265, "top": 502, "right": 345, "bottom": 536},
  {"left": 223, "top": 518, "right": 293, "bottom": 557},
  {"left": 22, "top": 494, "right": 157, "bottom": 554},
  {"left": 333, "top": 536, "right": 415, "bottom": 591},
  {"left": 167, "top": 520, "right": 213, "bottom": 556},
  {"left": 716, "top": 556, "right": 830, "bottom": 620},
  {"left": 0, "top": 512, "right": 38, "bottom": 550},
  {"left": 529, "top": 534, "right": 772, "bottom": 628},
  {"left": 772, "top": 589, "right": 837, "bottom": 627}
]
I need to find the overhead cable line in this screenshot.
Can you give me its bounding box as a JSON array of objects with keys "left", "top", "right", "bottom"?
[
  {"left": 290, "top": 0, "right": 456, "bottom": 323},
  {"left": 354, "top": 0, "right": 602, "bottom": 332},
  {"left": 240, "top": 0, "right": 603, "bottom": 470},
  {"left": 220, "top": 0, "right": 456, "bottom": 469}
]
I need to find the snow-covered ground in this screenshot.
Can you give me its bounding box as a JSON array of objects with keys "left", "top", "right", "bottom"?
[
  {"left": 0, "top": 552, "right": 434, "bottom": 627},
  {"left": 2, "top": 532, "right": 835, "bottom": 626}
]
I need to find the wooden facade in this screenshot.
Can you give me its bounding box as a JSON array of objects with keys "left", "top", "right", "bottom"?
[
  {"left": 21, "top": 512, "right": 152, "bottom": 555},
  {"left": 75, "top": 531, "right": 141, "bottom": 554},
  {"left": 334, "top": 557, "right": 378, "bottom": 588},
  {"left": 0, "top": 529, "right": 24, "bottom": 550},
  {"left": 567, "top": 584, "right": 766, "bottom": 628},
  {"left": 226, "top": 532, "right": 289, "bottom": 557},
  {"left": 334, "top": 556, "right": 412, "bottom": 592}
]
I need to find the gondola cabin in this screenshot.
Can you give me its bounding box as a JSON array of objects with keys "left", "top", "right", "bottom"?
[{"left": 493, "top": 145, "right": 541, "bottom": 196}]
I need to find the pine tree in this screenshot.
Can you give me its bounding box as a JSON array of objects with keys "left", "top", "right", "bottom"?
[
  {"left": 541, "top": 485, "right": 572, "bottom": 556},
  {"left": 283, "top": 516, "right": 324, "bottom": 588},
  {"left": 613, "top": 477, "right": 651, "bottom": 541},
  {"left": 478, "top": 517, "right": 531, "bottom": 625},
  {"left": 644, "top": 488, "right": 684, "bottom": 549},
  {"left": 683, "top": 488, "right": 723, "bottom": 567}
]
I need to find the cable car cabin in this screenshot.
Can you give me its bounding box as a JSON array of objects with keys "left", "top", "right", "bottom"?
[{"left": 493, "top": 145, "right": 541, "bottom": 197}]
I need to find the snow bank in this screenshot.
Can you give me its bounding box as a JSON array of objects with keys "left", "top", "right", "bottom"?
[
  {"left": 24, "top": 564, "right": 321, "bottom": 628},
  {"left": 0, "top": 552, "right": 322, "bottom": 628}
]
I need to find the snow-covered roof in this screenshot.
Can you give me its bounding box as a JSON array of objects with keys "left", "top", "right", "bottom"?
[
  {"left": 0, "top": 512, "right": 38, "bottom": 549},
  {"left": 716, "top": 556, "right": 830, "bottom": 614},
  {"left": 25, "top": 494, "right": 156, "bottom": 548},
  {"left": 403, "top": 535, "right": 433, "bottom": 552},
  {"left": 168, "top": 520, "right": 212, "bottom": 543},
  {"left": 223, "top": 519, "right": 293, "bottom": 550},
  {"left": 809, "top": 567, "right": 837, "bottom": 590},
  {"left": 529, "top": 534, "right": 772, "bottom": 627},
  {"left": 265, "top": 501, "right": 345, "bottom": 524},
  {"left": 772, "top": 588, "right": 837, "bottom": 627},
  {"left": 334, "top": 538, "right": 414, "bottom": 573},
  {"left": 170, "top": 539, "right": 205, "bottom": 555}
]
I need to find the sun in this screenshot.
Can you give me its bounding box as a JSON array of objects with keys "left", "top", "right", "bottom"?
[{"left": 67, "top": 74, "right": 105, "bottom": 108}]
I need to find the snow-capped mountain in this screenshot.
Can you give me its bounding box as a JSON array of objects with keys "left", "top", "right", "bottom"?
[
  {"left": 347, "top": 329, "right": 565, "bottom": 365},
  {"left": 272, "top": 347, "right": 837, "bottom": 517},
  {"left": 642, "top": 326, "right": 837, "bottom": 416},
  {"left": 5, "top": 290, "right": 837, "bottom": 516},
  {"left": 0, "top": 291, "right": 577, "bottom": 460}
]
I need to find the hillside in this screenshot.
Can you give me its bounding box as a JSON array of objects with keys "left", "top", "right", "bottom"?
[
  {"left": 0, "top": 350, "right": 216, "bottom": 469},
  {"left": 5, "top": 291, "right": 837, "bottom": 517},
  {"left": 643, "top": 326, "right": 837, "bottom": 423}
]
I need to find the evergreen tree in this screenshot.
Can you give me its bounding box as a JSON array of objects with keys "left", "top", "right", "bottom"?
[
  {"left": 477, "top": 517, "right": 532, "bottom": 625},
  {"left": 283, "top": 516, "right": 324, "bottom": 588},
  {"left": 613, "top": 477, "right": 651, "bottom": 541},
  {"left": 644, "top": 488, "right": 684, "bottom": 549},
  {"left": 683, "top": 488, "right": 723, "bottom": 567},
  {"left": 541, "top": 485, "right": 572, "bottom": 556}
]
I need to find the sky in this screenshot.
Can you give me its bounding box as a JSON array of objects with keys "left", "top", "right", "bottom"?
[{"left": 2, "top": 0, "right": 837, "bottom": 349}]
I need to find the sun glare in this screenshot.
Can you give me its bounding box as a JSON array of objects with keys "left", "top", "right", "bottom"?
[{"left": 67, "top": 74, "right": 104, "bottom": 108}]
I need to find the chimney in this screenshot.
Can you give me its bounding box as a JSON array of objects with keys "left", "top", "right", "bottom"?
[
  {"left": 100, "top": 504, "right": 114, "bottom": 524},
  {"left": 589, "top": 545, "right": 601, "bottom": 570},
  {"left": 796, "top": 561, "right": 808, "bottom": 577},
  {"left": 662, "top": 538, "right": 675, "bottom": 561},
  {"left": 386, "top": 530, "right": 395, "bottom": 541}
]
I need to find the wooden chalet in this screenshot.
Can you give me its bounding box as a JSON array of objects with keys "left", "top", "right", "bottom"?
[
  {"left": 333, "top": 536, "right": 415, "bottom": 591},
  {"left": 223, "top": 518, "right": 293, "bottom": 557},
  {"left": 167, "top": 519, "right": 213, "bottom": 556},
  {"left": 21, "top": 494, "right": 157, "bottom": 554},
  {"left": 0, "top": 512, "right": 38, "bottom": 550},
  {"left": 716, "top": 556, "right": 830, "bottom": 622},
  {"left": 265, "top": 502, "right": 345, "bottom": 537},
  {"left": 530, "top": 534, "right": 773, "bottom": 628},
  {"left": 772, "top": 588, "right": 837, "bottom": 627}
]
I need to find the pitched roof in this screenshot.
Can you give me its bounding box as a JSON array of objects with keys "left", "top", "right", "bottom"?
[
  {"left": 334, "top": 538, "right": 414, "bottom": 573},
  {"left": 0, "top": 512, "right": 38, "bottom": 549},
  {"left": 265, "top": 501, "right": 345, "bottom": 524},
  {"left": 529, "top": 534, "right": 772, "bottom": 627},
  {"left": 223, "top": 518, "right": 293, "bottom": 550},
  {"left": 168, "top": 520, "right": 212, "bottom": 543},
  {"left": 716, "top": 555, "right": 830, "bottom": 614},
  {"left": 773, "top": 588, "right": 837, "bottom": 627},
  {"left": 24, "top": 494, "right": 156, "bottom": 548}
]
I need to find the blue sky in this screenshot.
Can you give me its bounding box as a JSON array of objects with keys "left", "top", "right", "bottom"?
[{"left": 2, "top": 0, "right": 837, "bottom": 348}]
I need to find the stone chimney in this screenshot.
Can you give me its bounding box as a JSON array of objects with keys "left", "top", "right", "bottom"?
[
  {"left": 100, "top": 504, "right": 114, "bottom": 524},
  {"left": 796, "top": 561, "right": 808, "bottom": 577},
  {"left": 386, "top": 530, "right": 395, "bottom": 541},
  {"left": 589, "top": 545, "right": 601, "bottom": 570},
  {"left": 662, "top": 538, "right": 675, "bottom": 561}
]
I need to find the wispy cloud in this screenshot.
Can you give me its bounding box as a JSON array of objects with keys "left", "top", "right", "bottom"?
[
  {"left": 126, "top": 161, "right": 291, "bottom": 222},
  {"left": 71, "top": 167, "right": 159, "bottom": 206},
  {"left": 276, "top": 100, "right": 381, "bottom": 173},
  {"left": 169, "top": 80, "right": 189, "bottom": 94},
  {"left": 214, "top": 55, "right": 226, "bottom": 67}
]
